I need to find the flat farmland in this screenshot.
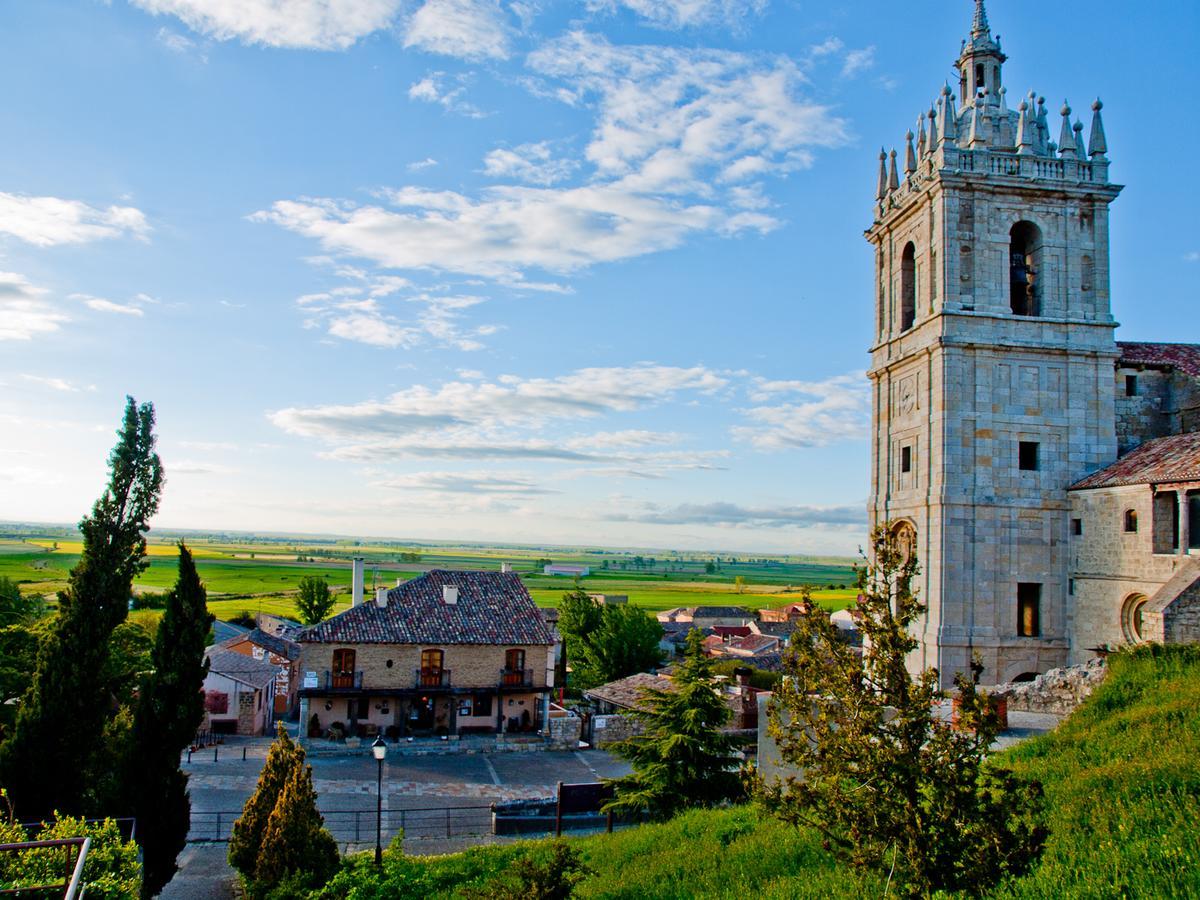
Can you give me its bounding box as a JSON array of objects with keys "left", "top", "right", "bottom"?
[{"left": 0, "top": 535, "right": 857, "bottom": 621}]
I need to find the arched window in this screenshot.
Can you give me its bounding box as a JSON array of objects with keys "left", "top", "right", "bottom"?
[
  {"left": 900, "top": 242, "right": 916, "bottom": 331},
  {"left": 1081, "top": 254, "right": 1094, "bottom": 293},
  {"left": 1123, "top": 509, "right": 1138, "bottom": 533},
  {"left": 1122, "top": 594, "right": 1148, "bottom": 643},
  {"left": 1009, "top": 221, "right": 1042, "bottom": 316}
]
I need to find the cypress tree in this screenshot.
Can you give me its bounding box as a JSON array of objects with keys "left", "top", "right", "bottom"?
[
  {"left": 0, "top": 397, "right": 163, "bottom": 817},
  {"left": 126, "top": 543, "right": 213, "bottom": 897},
  {"left": 229, "top": 724, "right": 301, "bottom": 878},
  {"left": 604, "top": 629, "right": 742, "bottom": 820},
  {"left": 252, "top": 755, "right": 339, "bottom": 892}
]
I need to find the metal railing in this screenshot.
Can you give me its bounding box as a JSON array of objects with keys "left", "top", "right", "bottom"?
[
  {"left": 415, "top": 668, "right": 451, "bottom": 688},
  {"left": 189, "top": 805, "right": 492, "bottom": 844},
  {"left": 499, "top": 668, "right": 533, "bottom": 688},
  {"left": 0, "top": 836, "right": 91, "bottom": 899}
]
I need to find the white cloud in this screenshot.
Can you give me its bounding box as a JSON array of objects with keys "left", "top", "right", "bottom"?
[
  {"left": 586, "top": 0, "right": 766, "bottom": 29},
  {"left": 605, "top": 500, "right": 865, "bottom": 528},
  {"left": 20, "top": 374, "right": 91, "bottom": 392},
  {"left": 483, "top": 142, "right": 577, "bottom": 185},
  {"left": 529, "top": 32, "right": 848, "bottom": 191},
  {"left": 130, "top": 0, "right": 403, "bottom": 50},
  {"left": 407, "top": 157, "right": 439, "bottom": 171},
  {"left": 0, "top": 193, "right": 149, "bottom": 247},
  {"left": 1184, "top": 251, "right": 1200, "bottom": 263},
  {"left": 565, "top": 429, "right": 683, "bottom": 449},
  {"left": 378, "top": 470, "right": 557, "bottom": 495},
  {"left": 156, "top": 26, "right": 196, "bottom": 53},
  {"left": 258, "top": 34, "right": 846, "bottom": 286},
  {"left": 271, "top": 364, "right": 727, "bottom": 442},
  {"left": 733, "top": 372, "right": 869, "bottom": 449},
  {"left": 841, "top": 46, "right": 875, "bottom": 78},
  {"left": 407, "top": 72, "right": 485, "bottom": 117},
  {"left": 0, "top": 272, "right": 68, "bottom": 341},
  {"left": 169, "top": 459, "right": 239, "bottom": 475},
  {"left": 76, "top": 294, "right": 146, "bottom": 317},
  {"left": 403, "top": 0, "right": 511, "bottom": 60}
]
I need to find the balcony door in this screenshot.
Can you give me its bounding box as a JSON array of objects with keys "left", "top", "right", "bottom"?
[
  {"left": 332, "top": 648, "right": 356, "bottom": 689},
  {"left": 420, "top": 648, "right": 444, "bottom": 687},
  {"left": 503, "top": 648, "right": 526, "bottom": 686}
]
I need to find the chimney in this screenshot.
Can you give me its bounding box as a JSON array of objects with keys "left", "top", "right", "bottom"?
[
  {"left": 396, "top": 577, "right": 404, "bottom": 587},
  {"left": 500, "top": 562, "right": 513, "bottom": 574},
  {"left": 352, "top": 557, "right": 364, "bottom": 607},
  {"left": 443, "top": 585, "right": 458, "bottom": 605},
  {"left": 375, "top": 588, "right": 388, "bottom": 608}
]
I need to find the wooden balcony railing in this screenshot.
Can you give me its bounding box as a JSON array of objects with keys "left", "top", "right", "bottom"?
[
  {"left": 415, "top": 668, "right": 451, "bottom": 688},
  {"left": 324, "top": 670, "right": 363, "bottom": 690},
  {"left": 499, "top": 668, "right": 534, "bottom": 688}
]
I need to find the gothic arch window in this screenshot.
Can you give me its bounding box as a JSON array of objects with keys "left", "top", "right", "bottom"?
[
  {"left": 1081, "top": 255, "right": 1094, "bottom": 293},
  {"left": 1009, "top": 221, "right": 1042, "bottom": 316},
  {"left": 900, "top": 242, "right": 916, "bottom": 331},
  {"left": 1121, "top": 594, "right": 1149, "bottom": 643},
  {"left": 1123, "top": 509, "right": 1138, "bottom": 533}
]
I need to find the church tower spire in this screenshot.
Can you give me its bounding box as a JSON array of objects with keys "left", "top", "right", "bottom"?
[{"left": 957, "top": 0, "right": 1006, "bottom": 107}]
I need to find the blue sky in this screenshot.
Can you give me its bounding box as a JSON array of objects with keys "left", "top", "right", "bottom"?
[{"left": 0, "top": 0, "right": 1196, "bottom": 555}]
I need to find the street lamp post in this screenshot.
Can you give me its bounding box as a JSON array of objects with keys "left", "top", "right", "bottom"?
[{"left": 371, "top": 736, "right": 387, "bottom": 865}]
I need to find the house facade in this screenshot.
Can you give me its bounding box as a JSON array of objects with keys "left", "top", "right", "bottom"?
[
  {"left": 202, "top": 648, "right": 278, "bottom": 736},
  {"left": 221, "top": 627, "right": 301, "bottom": 717},
  {"left": 297, "top": 570, "right": 556, "bottom": 741}
]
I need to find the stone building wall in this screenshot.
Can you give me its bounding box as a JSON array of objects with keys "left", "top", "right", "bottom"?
[
  {"left": 1114, "top": 367, "right": 1200, "bottom": 455},
  {"left": 237, "top": 692, "right": 258, "bottom": 736},
  {"left": 299, "top": 642, "right": 554, "bottom": 692},
  {"left": 1069, "top": 483, "right": 1199, "bottom": 660}
]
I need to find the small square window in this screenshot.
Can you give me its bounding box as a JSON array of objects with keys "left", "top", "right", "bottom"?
[
  {"left": 1017, "top": 583, "right": 1041, "bottom": 637},
  {"left": 1125, "top": 375, "right": 1138, "bottom": 397},
  {"left": 1071, "top": 518, "right": 1082, "bottom": 536},
  {"left": 1019, "top": 441, "right": 1040, "bottom": 471},
  {"left": 901, "top": 446, "right": 912, "bottom": 473}
]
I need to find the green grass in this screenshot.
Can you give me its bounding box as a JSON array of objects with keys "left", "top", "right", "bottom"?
[{"left": 325, "top": 644, "right": 1200, "bottom": 898}]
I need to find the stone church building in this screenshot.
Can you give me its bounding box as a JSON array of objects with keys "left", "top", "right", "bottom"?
[{"left": 867, "top": 1, "right": 1200, "bottom": 685}]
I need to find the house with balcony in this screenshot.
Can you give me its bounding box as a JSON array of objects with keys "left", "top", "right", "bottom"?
[{"left": 296, "top": 569, "right": 556, "bottom": 742}]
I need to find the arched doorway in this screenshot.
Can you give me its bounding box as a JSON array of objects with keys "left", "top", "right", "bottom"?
[{"left": 900, "top": 242, "right": 916, "bottom": 331}]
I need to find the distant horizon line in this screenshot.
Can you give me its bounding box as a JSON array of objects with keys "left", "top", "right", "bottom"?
[{"left": 0, "top": 518, "right": 859, "bottom": 564}]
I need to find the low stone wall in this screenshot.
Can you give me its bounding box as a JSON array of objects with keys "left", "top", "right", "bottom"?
[
  {"left": 589, "top": 713, "right": 642, "bottom": 747},
  {"left": 994, "top": 658, "right": 1108, "bottom": 716},
  {"left": 547, "top": 713, "right": 582, "bottom": 749}
]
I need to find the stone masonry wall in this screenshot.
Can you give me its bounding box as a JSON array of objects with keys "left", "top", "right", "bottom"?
[
  {"left": 299, "top": 642, "right": 554, "bottom": 693},
  {"left": 237, "top": 691, "right": 258, "bottom": 735},
  {"left": 995, "top": 657, "right": 1107, "bottom": 715}
]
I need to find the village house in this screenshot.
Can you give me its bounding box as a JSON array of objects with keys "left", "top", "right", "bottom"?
[
  {"left": 202, "top": 648, "right": 278, "bottom": 736},
  {"left": 655, "top": 606, "right": 753, "bottom": 628},
  {"left": 297, "top": 569, "right": 556, "bottom": 741},
  {"left": 219, "top": 626, "right": 301, "bottom": 717}
]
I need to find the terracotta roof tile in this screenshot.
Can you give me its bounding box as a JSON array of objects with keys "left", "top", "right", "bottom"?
[
  {"left": 1070, "top": 432, "right": 1200, "bottom": 490},
  {"left": 1117, "top": 342, "right": 1200, "bottom": 377},
  {"left": 584, "top": 673, "right": 675, "bottom": 710},
  {"left": 298, "top": 570, "right": 554, "bottom": 646}
]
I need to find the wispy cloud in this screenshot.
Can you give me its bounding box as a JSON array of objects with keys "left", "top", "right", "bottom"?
[
  {"left": 841, "top": 46, "right": 875, "bottom": 78},
  {"left": 585, "top": 0, "right": 766, "bottom": 29},
  {"left": 407, "top": 157, "right": 439, "bottom": 172},
  {"left": 483, "top": 141, "right": 577, "bottom": 186},
  {"left": 72, "top": 294, "right": 147, "bottom": 317},
  {"left": 130, "top": 0, "right": 403, "bottom": 50},
  {"left": 407, "top": 72, "right": 486, "bottom": 118},
  {"left": 0, "top": 193, "right": 149, "bottom": 247},
  {"left": 1184, "top": 251, "right": 1200, "bottom": 263},
  {"left": 605, "top": 500, "right": 866, "bottom": 528},
  {"left": 733, "top": 372, "right": 869, "bottom": 449},
  {"left": 0, "top": 272, "right": 67, "bottom": 341},
  {"left": 403, "top": 0, "right": 512, "bottom": 60},
  {"left": 19, "top": 374, "right": 93, "bottom": 392},
  {"left": 377, "top": 470, "right": 558, "bottom": 495}
]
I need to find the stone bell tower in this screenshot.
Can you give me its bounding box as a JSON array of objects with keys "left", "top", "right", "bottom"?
[{"left": 865, "top": 0, "right": 1123, "bottom": 685}]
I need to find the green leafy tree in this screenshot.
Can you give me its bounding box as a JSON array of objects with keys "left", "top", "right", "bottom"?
[
  {"left": 252, "top": 756, "right": 339, "bottom": 895},
  {"left": 0, "top": 577, "right": 42, "bottom": 626},
  {"left": 124, "top": 543, "right": 214, "bottom": 897},
  {"left": 229, "top": 724, "right": 302, "bottom": 878},
  {"left": 604, "top": 629, "right": 742, "bottom": 820},
  {"left": 296, "top": 575, "right": 334, "bottom": 625},
  {"left": 558, "top": 589, "right": 663, "bottom": 690},
  {"left": 0, "top": 806, "right": 142, "bottom": 899},
  {"left": 759, "top": 525, "right": 1046, "bottom": 897},
  {"left": 0, "top": 397, "right": 163, "bottom": 818}
]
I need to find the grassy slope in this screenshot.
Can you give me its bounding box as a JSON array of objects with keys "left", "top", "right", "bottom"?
[{"left": 340, "top": 644, "right": 1200, "bottom": 899}]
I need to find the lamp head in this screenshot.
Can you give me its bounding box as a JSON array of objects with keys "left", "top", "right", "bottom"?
[{"left": 371, "top": 735, "right": 387, "bottom": 761}]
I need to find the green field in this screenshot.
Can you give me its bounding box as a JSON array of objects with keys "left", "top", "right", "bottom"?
[{"left": 0, "top": 533, "right": 857, "bottom": 622}]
